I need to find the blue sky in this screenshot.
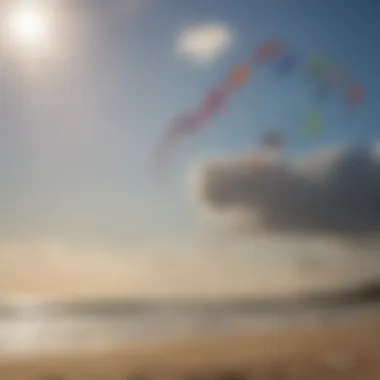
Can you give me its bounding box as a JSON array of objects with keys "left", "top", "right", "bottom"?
[{"left": 0, "top": 0, "right": 379, "bottom": 252}]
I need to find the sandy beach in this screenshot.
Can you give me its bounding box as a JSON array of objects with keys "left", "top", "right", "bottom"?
[{"left": 0, "top": 313, "right": 379, "bottom": 380}]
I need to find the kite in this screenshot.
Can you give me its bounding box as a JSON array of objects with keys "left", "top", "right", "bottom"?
[
  {"left": 154, "top": 39, "right": 366, "bottom": 177},
  {"left": 307, "top": 54, "right": 331, "bottom": 77},
  {"left": 155, "top": 63, "right": 253, "bottom": 174},
  {"left": 347, "top": 84, "right": 365, "bottom": 107},
  {"left": 169, "top": 113, "right": 202, "bottom": 135},
  {"left": 153, "top": 112, "right": 201, "bottom": 175},
  {"left": 197, "top": 84, "right": 231, "bottom": 122},
  {"left": 229, "top": 64, "right": 252, "bottom": 87},
  {"left": 276, "top": 51, "right": 299, "bottom": 76},
  {"left": 256, "top": 40, "right": 285, "bottom": 63},
  {"left": 154, "top": 84, "right": 232, "bottom": 174},
  {"left": 305, "top": 112, "right": 324, "bottom": 134}
]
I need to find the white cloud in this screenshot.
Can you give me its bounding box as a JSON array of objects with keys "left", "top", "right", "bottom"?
[{"left": 177, "top": 22, "right": 233, "bottom": 64}]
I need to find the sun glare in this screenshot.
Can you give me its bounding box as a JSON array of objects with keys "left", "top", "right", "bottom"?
[{"left": 5, "top": 3, "right": 55, "bottom": 57}]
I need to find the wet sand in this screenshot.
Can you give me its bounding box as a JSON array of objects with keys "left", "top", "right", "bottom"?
[{"left": 0, "top": 314, "right": 379, "bottom": 379}]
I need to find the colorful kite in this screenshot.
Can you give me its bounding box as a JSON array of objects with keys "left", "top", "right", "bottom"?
[
  {"left": 308, "top": 54, "right": 331, "bottom": 77},
  {"left": 155, "top": 63, "right": 254, "bottom": 173},
  {"left": 275, "top": 51, "right": 299, "bottom": 76},
  {"left": 229, "top": 64, "right": 252, "bottom": 87},
  {"left": 197, "top": 84, "right": 231, "bottom": 122},
  {"left": 256, "top": 40, "right": 285, "bottom": 63},
  {"left": 347, "top": 84, "right": 365, "bottom": 107},
  {"left": 305, "top": 112, "right": 324, "bottom": 134},
  {"left": 153, "top": 113, "right": 200, "bottom": 175},
  {"left": 154, "top": 84, "right": 233, "bottom": 173},
  {"left": 154, "top": 39, "right": 366, "bottom": 176}
]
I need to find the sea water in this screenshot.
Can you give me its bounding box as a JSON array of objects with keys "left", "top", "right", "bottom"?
[{"left": 0, "top": 297, "right": 378, "bottom": 359}]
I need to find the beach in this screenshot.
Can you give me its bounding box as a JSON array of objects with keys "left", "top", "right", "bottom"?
[{"left": 0, "top": 311, "right": 379, "bottom": 379}]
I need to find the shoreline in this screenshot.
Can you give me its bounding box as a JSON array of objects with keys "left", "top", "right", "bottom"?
[{"left": 1, "top": 312, "right": 379, "bottom": 379}]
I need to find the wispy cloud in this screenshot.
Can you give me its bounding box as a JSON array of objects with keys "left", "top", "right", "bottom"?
[{"left": 177, "top": 22, "right": 234, "bottom": 65}]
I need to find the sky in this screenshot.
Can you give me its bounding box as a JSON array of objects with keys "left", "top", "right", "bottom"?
[{"left": 0, "top": 0, "right": 379, "bottom": 299}]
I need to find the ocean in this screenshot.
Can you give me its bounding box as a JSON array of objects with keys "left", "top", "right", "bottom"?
[{"left": 0, "top": 291, "right": 378, "bottom": 359}]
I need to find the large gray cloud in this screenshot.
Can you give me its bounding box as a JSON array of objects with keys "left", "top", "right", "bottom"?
[{"left": 191, "top": 143, "right": 380, "bottom": 237}]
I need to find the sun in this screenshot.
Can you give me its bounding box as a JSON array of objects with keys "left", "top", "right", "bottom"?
[
  {"left": 5, "top": 3, "right": 55, "bottom": 57},
  {"left": 11, "top": 8, "right": 49, "bottom": 46}
]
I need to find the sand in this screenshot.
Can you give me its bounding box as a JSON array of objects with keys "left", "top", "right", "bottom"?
[{"left": 0, "top": 314, "right": 380, "bottom": 380}]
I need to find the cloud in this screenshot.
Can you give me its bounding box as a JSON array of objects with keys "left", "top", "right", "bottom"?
[
  {"left": 177, "top": 22, "right": 233, "bottom": 64},
  {"left": 190, "top": 143, "right": 380, "bottom": 237}
]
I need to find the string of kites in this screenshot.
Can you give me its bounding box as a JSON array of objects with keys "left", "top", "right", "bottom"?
[{"left": 154, "top": 39, "right": 365, "bottom": 175}]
